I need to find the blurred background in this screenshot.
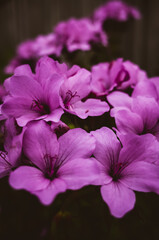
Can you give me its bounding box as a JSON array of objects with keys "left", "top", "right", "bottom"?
[
  {"left": 0, "top": 0, "right": 159, "bottom": 78},
  {"left": 0, "top": 0, "right": 159, "bottom": 240}
]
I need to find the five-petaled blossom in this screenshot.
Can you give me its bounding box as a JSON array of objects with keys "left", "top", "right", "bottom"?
[
  {"left": 9, "top": 121, "right": 99, "bottom": 205},
  {"left": 91, "top": 127, "right": 159, "bottom": 218}
]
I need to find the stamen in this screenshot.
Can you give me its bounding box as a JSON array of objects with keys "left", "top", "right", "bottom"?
[
  {"left": 109, "top": 161, "right": 129, "bottom": 181},
  {"left": 31, "top": 99, "right": 50, "bottom": 115},
  {"left": 63, "top": 90, "right": 80, "bottom": 109},
  {"left": 43, "top": 154, "right": 58, "bottom": 180}
]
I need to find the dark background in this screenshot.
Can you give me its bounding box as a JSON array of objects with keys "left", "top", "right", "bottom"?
[
  {"left": 0, "top": 0, "right": 159, "bottom": 77},
  {"left": 0, "top": 0, "right": 159, "bottom": 240}
]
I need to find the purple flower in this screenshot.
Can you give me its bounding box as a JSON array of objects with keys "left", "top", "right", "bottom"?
[
  {"left": 54, "top": 17, "right": 108, "bottom": 52},
  {"left": 17, "top": 33, "right": 62, "bottom": 59},
  {"left": 91, "top": 59, "right": 147, "bottom": 96},
  {"left": 9, "top": 120, "right": 99, "bottom": 205},
  {"left": 93, "top": 0, "right": 141, "bottom": 24},
  {"left": 91, "top": 127, "right": 159, "bottom": 218},
  {"left": 2, "top": 57, "right": 66, "bottom": 126},
  {"left": 59, "top": 66, "right": 110, "bottom": 118},
  {"left": 107, "top": 91, "right": 159, "bottom": 137},
  {"left": 4, "top": 33, "right": 62, "bottom": 74},
  {"left": 17, "top": 39, "right": 36, "bottom": 60},
  {"left": 2, "top": 56, "right": 109, "bottom": 123}
]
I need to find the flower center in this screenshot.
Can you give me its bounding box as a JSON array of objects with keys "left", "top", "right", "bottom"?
[
  {"left": 115, "top": 69, "right": 130, "bottom": 86},
  {"left": 63, "top": 90, "right": 80, "bottom": 109},
  {"left": 109, "top": 162, "right": 128, "bottom": 181},
  {"left": 43, "top": 154, "right": 58, "bottom": 180},
  {"left": 31, "top": 99, "right": 50, "bottom": 115}
]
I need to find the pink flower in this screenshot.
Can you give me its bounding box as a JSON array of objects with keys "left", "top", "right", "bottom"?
[
  {"left": 91, "top": 127, "right": 159, "bottom": 218},
  {"left": 54, "top": 18, "right": 108, "bottom": 52},
  {"left": 9, "top": 121, "right": 99, "bottom": 205},
  {"left": 91, "top": 58, "right": 147, "bottom": 96},
  {"left": 93, "top": 0, "right": 141, "bottom": 24}
]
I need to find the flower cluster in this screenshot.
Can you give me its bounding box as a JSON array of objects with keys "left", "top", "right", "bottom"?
[
  {"left": 1, "top": 0, "right": 158, "bottom": 219},
  {"left": 4, "top": 0, "right": 140, "bottom": 74},
  {"left": 1, "top": 54, "right": 159, "bottom": 218},
  {"left": 93, "top": 0, "right": 141, "bottom": 24}
]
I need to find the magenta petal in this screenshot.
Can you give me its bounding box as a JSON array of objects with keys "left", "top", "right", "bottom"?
[
  {"left": 42, "top": 108, "right": 64, "bottom": 123},
  {"left": 4, "top": 118, "right": 20, "bottom": 150},
  {"left": 111, "top": 108, "right": 143, "bottom": 134},
  {"left": 23, "top": 121, "right": 59, "bottom": 171},
  {"left": 67, "top": 65, "right": 80, "bottom": 78},
  {"left": 2, "top": 97, "right": 38, "bottom": 119},
  {"left": 14, "top": 64, "right": 35, "bottom": 79},
  {"left": 7, "top": 134, "right": 23, "bottom": 166},
  {"left": 9, "top": 166, "right": 50, "bottom": 191},
  {"left": 8, "top": 75, "right": 43, "bottom": 100},
  {"left": 35, "top": 56, "right": 67, "bottom": 86},
  {"left": 44, "top": 74, "right": 64, "bottom": 109},
  {"left": 16, "top": 113, "right": 40, "bottom": 127},
  {"left": 132, "top": 81, "right": 158, "bottom": 100},
  {"left": 121, "top": 161, "right": 159, "bottom": 193},
  {"left": 93, "top": 160, "right": 113, "bottom": 185},
  {"left": 107, "top": 91, "right": 132, "bottom": 108},
  {"left": 91, "top": 62, "right": 115, "bottom": 95},
  {"left": 101, "top": 182, "right": 136, "bottom": 218},
  {"left": 132, "top": 97, "right": 159, "bottom": 130},
  {"left": 91, "top": 127, "right": 121, "bottom": 167},
  {"left": 32, "top": 178, "right": 67, "bottom": 205},
  {"left": 72, "top": 99, "right": 109, "bottom": 119},
  {"left": 58, "top": 128, "right": 95, "bottom": 164},
  {"left": 59, "top": 158, "right": 101, "bottom": 190},
  {"left": 150, "top": 77, "right": 159, "bottom": 96},
  {"left": 119, "top": 133, "right": 159, "bottom": 165}
]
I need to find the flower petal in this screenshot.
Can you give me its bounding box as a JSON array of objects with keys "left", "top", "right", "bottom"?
[
  {"left": 59, "top": 157, "right": 100, "bottom": 190},
  {"left": 132, "top": 81, "right": 158, "bottom": 100},
  {"left": 8, "top": 75, "right": 43, "bottom": 100},
  {"left": 9, "top": 166, "right": 50, "bottom": 191},
  {"left": 57, "top": 128, "right": 95, "bottom": 165},
  {"left": 101, "top": 182, "right": 136, "bottom": 218},
  {"left": 132, "top": 97, "right": 159, "bottom": 130},
  {"left": 42, "top": 108, "right": 64, "bottom": 123},
  {"left": 2, "top": 97, "right": 39, "bottom": 123},
  {"left": 72, "top": 99, "right": 109, "bottom": 119},
  {"left": 32, "top": 178, "right": 67, "bottom": 205},
  {"left": 121, "top": 161, "right": 159, "bottom": 193},
  {"left": 23, "top": 121, "right": 59, "bottom": 171},
  {"left": 107, "top": 91, "right": 132, "bottom": 108},
  {"left": 14, "top": 64, "right": 35, "bottom": 79},
  {"left": 91, "top": 127, "right": 121, "bottom": 167},
  {"left": 111, "top": 107, "right": 144, "bottom": 134},
  {"left": 119, "top": 133, "right": 159, "bottom": 165},
  {"left": 35, "top": 56, "right": 67, "bottom": 86}
]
